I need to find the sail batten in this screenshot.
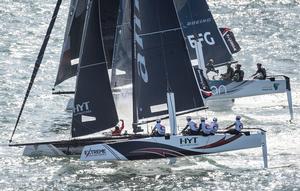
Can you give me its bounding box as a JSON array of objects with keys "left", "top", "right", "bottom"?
[
  {"left": 79, "top": 61, "right": 107, "bottom": 69},
  {"left": 138, "top": 28, "right": 181, "bottom": 37}
]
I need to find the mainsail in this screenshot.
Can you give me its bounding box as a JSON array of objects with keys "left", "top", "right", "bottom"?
[
  {"left": 173, "top": 0, "right": 233, "bottom": 67},
  {"left": 54, "top": 0, "right": 120, "bottom": 86},
  {"left": 72, "top": 0, "right": 119, "bottom": 137},
  {"left": 133, "top": 0, "right": 205, "bottom": 121}
]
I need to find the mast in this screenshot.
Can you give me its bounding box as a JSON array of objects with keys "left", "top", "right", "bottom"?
[{"left": 131, "top": 0, "right": 138, "bottom": 133}]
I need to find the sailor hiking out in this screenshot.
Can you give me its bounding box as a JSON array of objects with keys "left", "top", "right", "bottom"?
[
  {"left": 221, "top": 64, "right": 234, "bottom": 80},
  {"left": 233, "top": 64, "right": 244, "bottom": 82},
  {"left": 251, "top": 63, "right": 267, "bottom": 80},
  {"left": 225, "top": 116, "right": 244, "bottom": 134},
  {"left": 181, "top": 116, "right": 199, "bottom": 135},
  {"left": 199, "top": 117, "right": 213, "bottom": 136},
  {"left": 151, "top": 119, "right": 165, "bottom": 137},
  {"left": 210, "top": 117, "right": 219, "bottom": 134}
]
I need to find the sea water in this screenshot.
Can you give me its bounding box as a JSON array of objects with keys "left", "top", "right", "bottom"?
[{"left": 0, "top": 0, "right": 299, "bottom": 190}]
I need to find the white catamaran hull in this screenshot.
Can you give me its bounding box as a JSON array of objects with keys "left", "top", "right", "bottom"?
[
  {"left": 80, "top": 130, "right": 266, "bottom": 162},
  {"left": 207, "top": 78, "right": 288, "bottom": 100}
]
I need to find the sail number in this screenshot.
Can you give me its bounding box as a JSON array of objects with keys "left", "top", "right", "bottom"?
[{"left": 210, "top": 85, "right": 227, "bottom": 95}]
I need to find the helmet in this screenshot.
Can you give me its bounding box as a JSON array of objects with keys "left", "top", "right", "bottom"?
[
  {"left": 236, "top": 115, "right": 241, "bottom": 120},
  {"left": 200, "top": 117, "right": 205, "bottom": 121},
  {"left": 156, "top": 118, "right": 161, "bottom": 123},
  {"left": 213, "top": 117, "right": 217, "bottom": 122},
  {"left": 186, "top": 116, "right": 192, "bottom": 121}
]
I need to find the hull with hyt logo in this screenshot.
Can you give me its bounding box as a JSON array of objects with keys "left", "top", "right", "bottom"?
[{"left": 81, "top": 129, "right": 265, "bottom": 161}]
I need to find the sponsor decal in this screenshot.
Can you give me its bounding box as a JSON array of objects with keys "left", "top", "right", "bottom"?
[
  {"left": 74, "top": 101, "right": 91, "bottom": 116},
  {"left": 187, "top": 18, "right": 212, "bottom": 26},
  {"left": 261, "top": 86, "right": 274, "bottom": 91},
  {"left": 180, "top": 137, "right": 198, "bottom": 145},
  {"left": 193, "top": 134, "right": 242, "bottom": 149},
  {"left": 84, "top": 148, "right": 106, "bottom": 157},
  {"left": 135, "top": 0, "right": 148, "bottom": 83},
  {"left": 273, "top": 83, "right": 280, "bottom": 90},
  {"left": 187, "top": 32, "right": 215, "bottom": 48}
]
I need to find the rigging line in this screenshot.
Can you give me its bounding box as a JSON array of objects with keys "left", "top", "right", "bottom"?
[{"left": 9, "top": 0, "right": 63, "bottom": 143}]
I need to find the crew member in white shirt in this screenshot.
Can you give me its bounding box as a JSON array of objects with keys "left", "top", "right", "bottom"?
[
  {"left": 210, "top": 117, "right": 219, "bottom": 134},
  {"left": 181, "top": 116, "right": 199, "bottom": 135},
  {"left": 199, "top": 117, "right": 212, "bottom": 136},
  {"left": 225, "top": 115, "right": 243, "bottom": 134},
  {"left": 151, "top": 119, "right": 165, "bottom": 137}
]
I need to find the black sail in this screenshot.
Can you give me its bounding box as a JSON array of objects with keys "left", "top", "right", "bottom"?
[
  {"left": 72, "top": 0, "right": 118, "bottom": 138},
  {"left": 54, "top": 0, "right": 87, "bottom": 86},
  {"left": 173, "top": 0, "right": 233, "bottom": 66},
  {"left": 100, "top": 0, "right": 120, "bottom": 69},
  {"left": 111, "top": 0, "right": 132, "bottom": 88},
  {"left": 133, "top": 0, "right": 204, "bottom": 120},
  {"left": 54, "top": 0, "right": 120, "bottom": 86}
]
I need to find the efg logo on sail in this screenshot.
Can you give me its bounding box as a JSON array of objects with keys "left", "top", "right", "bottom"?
[{"left": 187, "top": 32, "right": 216, "bottom": 48}]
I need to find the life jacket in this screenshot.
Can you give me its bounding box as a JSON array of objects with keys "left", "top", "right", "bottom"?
[
  {"left": 235, "top": 120, "right": 243, "bottom": 132},
  {"left": 154, "top": 123, "right": 165, "bottom": 135},
  {"left": 200, "top": 122, "right": 211, "bottom": 134},
  {"left": 188, "top": 121, "right": 198, "bottom": 131},
  {"left": 210, "top": 122, "right": 219, "bottom": 133}
]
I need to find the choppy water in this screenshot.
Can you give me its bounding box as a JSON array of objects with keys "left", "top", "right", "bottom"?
[{"left": 0, "top": 0, "right": 300, "bottom": 190}]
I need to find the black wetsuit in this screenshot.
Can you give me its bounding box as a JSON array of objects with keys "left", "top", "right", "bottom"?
[{"left": 233, "top": 69, "right": 244, "bottom": 82}]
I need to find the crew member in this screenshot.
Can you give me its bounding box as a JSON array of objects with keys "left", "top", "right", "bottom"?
[
  {"left": 112, "top": 119, "right": 125, "bottom": 136},
  {"left": 225, "top": 115, "right": 244, "bottom": 134},
  {"left": 251, "top": 63, "right": 267, "bottom": 80},
  {"left": 151, "top": 119, "right": 165, "bottom": 137},
  {"left": 199, "top": 117, "right": 212, "bottom": 136},
  {"left": 233, "top": 64, "right": 244, "bottom": 82},
  {"left": 206, "top": 59, "right": 219, "bottom": 74},
  {"left": 210, "top": 117, "right": 219, "bottom": 134},
  {"left": 221, "top": 64, "right": 234, "bottom": 80},
  {"left": 181, "top": 116, "right": 199, "bottom": 135}
]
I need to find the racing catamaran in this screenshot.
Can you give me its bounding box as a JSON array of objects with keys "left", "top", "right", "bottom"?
[
  {"left": 10, "top": 0, "right": 268, "bottom": 168},
  {"left": 181, "top": 0, "right": 293, "bottom": 119}
]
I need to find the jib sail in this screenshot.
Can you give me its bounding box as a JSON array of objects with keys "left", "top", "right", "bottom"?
[{"left": 72, "top": 0, "right": 119, "bottom": 137}]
